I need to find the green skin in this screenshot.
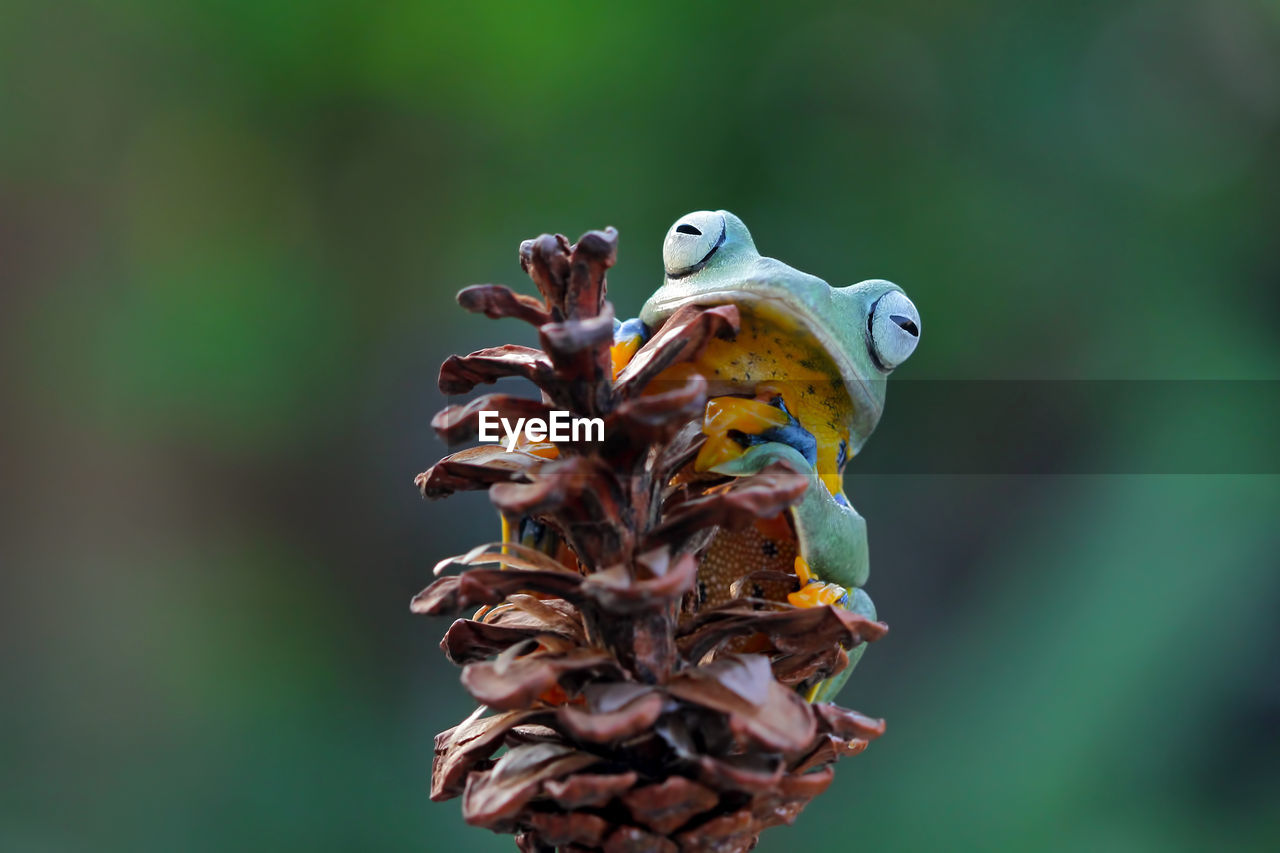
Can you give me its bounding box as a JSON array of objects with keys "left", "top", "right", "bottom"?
[{"left": 627, "top": 210, "right": 921, "bottom": 700}]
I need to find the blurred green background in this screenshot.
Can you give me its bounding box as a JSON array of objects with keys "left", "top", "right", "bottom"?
[{"left": 4, "top": 1, "right": 1279, "bottom": 850}]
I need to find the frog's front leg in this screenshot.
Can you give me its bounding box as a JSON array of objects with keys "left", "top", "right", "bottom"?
[
  {"left": 710, "top": 441, "right": 868, "bottom": 590},
  {"left": 710, "top": 440, "right": 875, "bottom": 700}
]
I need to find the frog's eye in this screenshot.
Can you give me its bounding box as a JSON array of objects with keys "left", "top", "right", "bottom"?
[
  {"left": 868, "top": 290, "right": 921, "bottom": 370},
  {"left": 663, "top": 211, "right": 726, "bottom": 277}
]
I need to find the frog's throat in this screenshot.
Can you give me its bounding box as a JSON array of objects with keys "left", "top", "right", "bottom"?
[{"left": 644, "top": 288, "right": 882, "bottom": 449}]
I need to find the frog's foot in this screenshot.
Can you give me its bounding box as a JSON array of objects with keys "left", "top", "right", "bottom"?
[
  {"left": 804, "top": 584, "right": 878, "bottom": 703},
  {"left": 781, "top": 555, "right": 877, "bottom": 702},
  {"left": 694, "top": 394, "right": 816, "bottom": 472},
  {"left": 786, "top": 555, "right": 850, "bottom": 608},
  {"left": 789, "top": 580, "right": 849, "bottom": 608},
  {"left": 610, "top": 317, "right": 649, "bottom": 379}
]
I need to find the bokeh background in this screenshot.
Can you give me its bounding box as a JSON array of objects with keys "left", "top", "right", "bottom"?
[{"left": 4, "top": 1, "right": 1279, "bottom": 850}]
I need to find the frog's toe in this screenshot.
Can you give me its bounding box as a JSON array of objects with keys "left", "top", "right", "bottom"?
[
  {"left": 788, "top": 580, "right": 849, "bottom": 609},
  {"left": 704, "top": 396, "right": 791, "bottom": 434}
]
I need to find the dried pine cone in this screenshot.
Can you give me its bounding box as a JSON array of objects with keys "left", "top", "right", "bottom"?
[{"left": 414, "top": 225, "right": 887, "bottom": 852}]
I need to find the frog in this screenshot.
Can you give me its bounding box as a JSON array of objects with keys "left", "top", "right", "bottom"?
[{"left": 611, "top": 209, "right": 921, "bottom": 701}]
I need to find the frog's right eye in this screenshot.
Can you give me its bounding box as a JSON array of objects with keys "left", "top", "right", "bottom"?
[{"left": 663, "top": 211, "right": 726, "bottom": 277}]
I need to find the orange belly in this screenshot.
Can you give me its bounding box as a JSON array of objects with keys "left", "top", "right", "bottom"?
[{"left": 694, "top": 514, "right": 799, "bottom": 607}]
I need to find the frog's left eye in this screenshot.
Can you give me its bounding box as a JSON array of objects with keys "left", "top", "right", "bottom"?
[
  {"left": 868, "top": 290, "right": 921, "bottom": 370},
  {"left": 663, "top": 211, "right": 726, "bottom": 277}
]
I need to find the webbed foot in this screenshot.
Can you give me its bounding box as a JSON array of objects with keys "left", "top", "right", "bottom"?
[{"left": 788, "top": 555, "right": 849, "bottom": 608}]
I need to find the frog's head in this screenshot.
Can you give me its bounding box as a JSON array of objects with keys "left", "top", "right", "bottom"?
[{"left": 639, "top": 209, "right": 921, "bottom": 451}]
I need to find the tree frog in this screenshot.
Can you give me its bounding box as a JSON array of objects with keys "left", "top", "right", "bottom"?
[{"left": 613, "top": 210, "right": 921, "bottom": 700}]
